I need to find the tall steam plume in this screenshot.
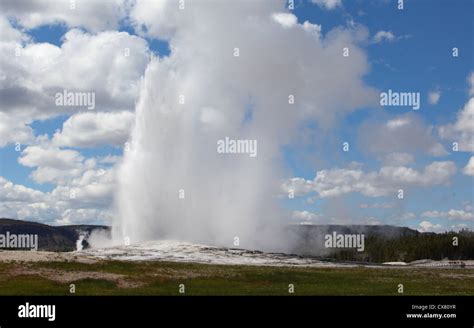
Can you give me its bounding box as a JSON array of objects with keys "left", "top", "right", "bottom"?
[{"left": 114, "top": 0, "right": 376, "bottom": 251}]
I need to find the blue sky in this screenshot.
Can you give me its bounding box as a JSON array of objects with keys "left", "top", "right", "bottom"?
[
  {"left": 283, "top": 0, "right": 473, "bottom": 230},
  {"left": 0, "top": 0, "right": 473, "bottom": 231}
]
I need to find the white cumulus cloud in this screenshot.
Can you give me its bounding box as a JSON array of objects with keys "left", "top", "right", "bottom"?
[
  {"left": 312, "top": 0, "right": 342, "bottom": 10},
  {"left": 0, "top": 21, "right": 149, "bottom": 147},
  {"left": 53, "top": 111, "right": 134, "bottom": 148},
  {"left": 373, "top": 30, "right": 395, "bottom": 43},
  {"left": 439, "top": 97, "right": 474, "bottom": 152},
  {"left": 422, "top": 209, "right": 474, "bottom": 221},
  {"left": 282, "top": 161, "right": 457, "bottom": 198},
  {"left": 0, "top": 0, "right": 126, "bottom": 32},
  {"left": 418, "top": 220, "right": 442, "bottom": 232},
  {"left": 463, "top": 156, "right": 474, "bottom": 176},
  {"left": 272, "top": 13, "right": 298, "bottom": 29}
]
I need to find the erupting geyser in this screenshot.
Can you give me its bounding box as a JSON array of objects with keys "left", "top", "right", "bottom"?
[{"left": 112, "top": 0, "right": 376, "bottom": 251}]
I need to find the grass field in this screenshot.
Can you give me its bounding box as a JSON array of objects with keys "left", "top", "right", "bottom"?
[{"left": 1, "top": 260, "right": 474, "bottom": 296}]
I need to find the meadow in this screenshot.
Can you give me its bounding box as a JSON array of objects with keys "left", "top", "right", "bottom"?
[{"left": 0, "top": 260, "right": 473, "bottom": 296}]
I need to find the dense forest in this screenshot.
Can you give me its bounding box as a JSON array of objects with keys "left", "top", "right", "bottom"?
[{"left": 328, "top": 230, "right": 474, "bottom": 263}]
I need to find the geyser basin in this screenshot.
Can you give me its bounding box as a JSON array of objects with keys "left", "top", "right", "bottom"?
[{"left": 81, "top": 240, "right": 350, "bottom": 267}]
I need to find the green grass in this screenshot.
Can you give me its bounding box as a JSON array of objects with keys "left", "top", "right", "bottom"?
[{"left": 0, "top": 260, "right": 473, "bottom": 296}]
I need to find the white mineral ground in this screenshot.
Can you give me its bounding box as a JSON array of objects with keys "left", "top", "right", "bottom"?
[{"left": 1, "top": 240, "right": 473, "bottom": 268}]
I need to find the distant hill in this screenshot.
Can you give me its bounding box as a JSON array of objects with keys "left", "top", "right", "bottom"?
[{"left": 0, "top": 218, "right": 110, "bottom": 251}]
